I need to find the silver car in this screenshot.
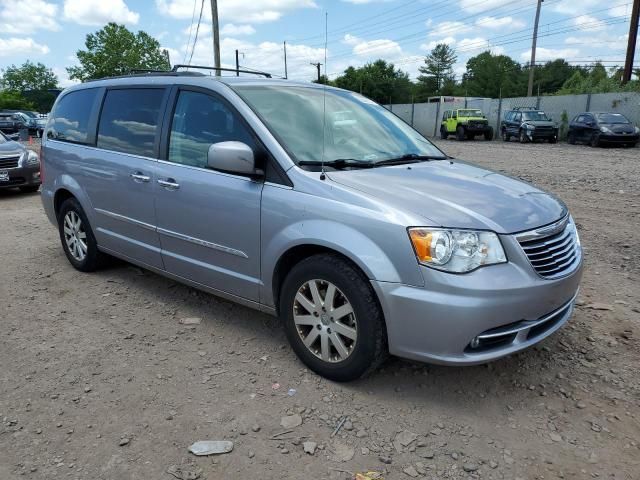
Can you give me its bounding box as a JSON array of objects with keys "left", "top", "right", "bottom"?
[{"left": 40, "top": 72, "right": 583, "bottom": 381}]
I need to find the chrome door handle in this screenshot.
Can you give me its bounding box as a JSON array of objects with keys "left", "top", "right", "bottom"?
[
  {"left": 158, "top": 179, "right": 180, "bottom": 190},
  {"left": 130, "top": 172, "right": 150, "bottom": 182}
]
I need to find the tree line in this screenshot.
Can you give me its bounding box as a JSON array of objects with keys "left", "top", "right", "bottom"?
[
  {"left": 1, "top": 24, "right": 638, "bottom": 112},
  {"left": 323, "top": 43, "right": 640, "bottom": 104}
]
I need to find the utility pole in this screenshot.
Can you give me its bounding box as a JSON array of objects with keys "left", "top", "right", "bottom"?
[
  {"left": 527, "top": 0, "right": 543, "bottom": 97},
  {"left": 235, "top": 50, "right": 239, "bottom": 76},
  {"left": 210, "top": 0, "right": 221, "bottom": 76},
  {"left": 310, "top": 62, "right": 322, "bottom": 83},
  {"left": 284, "top": 41, "right": 288, "bottom": 79},
  {"left": 623, "top": 0, "right": 640, "bottom": 83}
]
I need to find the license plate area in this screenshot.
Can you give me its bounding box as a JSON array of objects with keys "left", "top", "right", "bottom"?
[{"left": 0, "top": 170, "right": 9, "bottom": 182}]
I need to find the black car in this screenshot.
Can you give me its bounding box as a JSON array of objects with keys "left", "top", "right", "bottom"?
[
  {"left": 501, "top": 107, "right": 558, "bottom": 143},
  {"left": 568, "top": 112, "right": 639, "bottom": 148}
]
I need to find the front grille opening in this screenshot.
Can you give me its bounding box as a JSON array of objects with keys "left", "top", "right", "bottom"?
[
  {"left": 518, "top": 219, "right": 580, "bottom": 278},
  {"left": 0, "top": 156, "right": 20, "bottom": 169},
  {"left": 464, "top": 332, "right": 517, "bottom": 353}
]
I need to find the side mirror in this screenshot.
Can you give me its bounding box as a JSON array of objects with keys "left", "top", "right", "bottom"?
[{"left": 207, "top": 141, "right": 262, "bottom": 177}]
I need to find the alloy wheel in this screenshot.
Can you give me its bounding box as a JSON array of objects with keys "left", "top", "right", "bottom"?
[
  {"left": 293, "top": 279, "right": 358, "bottom": 363},
  {"left": 63, "top": 211, "right": 87, "bottom": 262}
]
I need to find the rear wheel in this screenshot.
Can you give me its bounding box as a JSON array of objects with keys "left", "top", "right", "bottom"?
[
  {"left": 58, "top": 198, "right": 107, "bottom": 272},
  {"left": 590, "top": 133, "right": 600, "bottom": 148},
  {"left": 440, "top": 126, "right": 448, "bottom": 140},
  {"left": 456, "top": 126, "right": 465, "bottom": 141},
  {"left": 280, "top": 254, "right": 387, "bottom": 382},
  {"left": 568, "top": 132, "right": 576, "bottom": 145},
  {"left": 484, "top": 127, "right": 494, "bottom": 141},
  {"left": 501, "top": 129, "right": 510, "bottom": 142}
]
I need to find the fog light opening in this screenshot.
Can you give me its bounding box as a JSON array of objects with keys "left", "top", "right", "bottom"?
[{"left": 470, "top": 336, "right": 480, "bottom": 349}]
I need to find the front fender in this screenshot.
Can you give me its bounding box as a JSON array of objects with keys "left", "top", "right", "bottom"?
[{"left": 261, "top": 219, "right": 409, "bottom": 308}]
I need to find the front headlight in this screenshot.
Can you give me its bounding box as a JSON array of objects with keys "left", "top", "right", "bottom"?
[
  {"left": 634, "top": 126, "right": 639, "bottom": 134},
  {"left": 24, "top": 150, "right": 39, "bottom": 166},
  {"left": 600, "top": 126, "right": 612, "bottom": 133},
  {"left": 408, "top": 228, "right": 507, "bottom": 273},
  {"left": 525, "top": 124, "right": 535, "bottom": 130}
]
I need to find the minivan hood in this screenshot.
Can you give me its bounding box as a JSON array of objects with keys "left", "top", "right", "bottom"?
[{"left": 327, "top": 160, "right": 566, "bottom": 234}]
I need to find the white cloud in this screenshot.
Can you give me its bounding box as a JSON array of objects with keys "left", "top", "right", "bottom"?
[
  {"left": 0, "top": 37, "right": 49, "bottom": 56},
  {"left": 52, "top": 67, "right": 79, "bottom": 88},
  {"left": 420, "top": 37, "right": 457, "bottom": 51},
  {"left": 609, "top": 4, "right": 630, "bottom": 17},
  {"left": 428, "top": 21, "right": 472, "bottom": 37},
  {"left": 0, "top": 0, "right": 59, "bottom": 34},
  {"left": 220, "top": 24, "right": 256, "bottom": 36},
  {"left": 458, "top": 37, "right": 490, "bottom": 52},
  {"left": 475, "top": 16, "right": 525, "bottom": 30},
  {"left": 156, "top": 0, "right": 316, "bottom": 24},
  {"left": 520, "top": 47, "right": 580, "bottom": 61},
  {"left": 459, "top": 0, "right": 513, "bottom": 14},
  {"left": 63, "top": 0, "right": 139, "bottom": 26},
  {"left": 573, "top": 15, "right": 607, "bottom": 32},
  {"left": 341, "top": 34, "right": 402, "bottom": 58}
]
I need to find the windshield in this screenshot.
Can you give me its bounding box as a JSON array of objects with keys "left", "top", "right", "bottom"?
[
  {"left": 458, "top": 109, "right": 483, "bottom": 117},
  {"left": 232, "top": 85, "right": 445, "bottom": 165},
  {"left": 597, "top": 113, "right": 629, "bottom": 124},
  {"left": 522, "top": 111, "right": 549, "bottom": 121}
]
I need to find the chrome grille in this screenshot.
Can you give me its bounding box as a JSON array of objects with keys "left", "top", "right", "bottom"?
[
  {"left": 0, "top": 156, "right": 20, "bottom": 169},
  {"left": 517, "top": 216, "right": 581, "bottom": 279}
]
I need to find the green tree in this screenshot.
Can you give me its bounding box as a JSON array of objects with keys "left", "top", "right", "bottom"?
[
  {"left": 333, "top": 60, "right": 413, "bottom": 104},
  {"left": 67, "top": 23, "right": 171, "bottom": 81},
  {"left": 0, "top": 91, "right": 35, "bottom": 110},
  {"left": 534, "top": 59, "right": 584, "bottom": 95},
  {"left": 461, "top": 51, "right": 525, "bottom": 98},
  {"left": 558, "top": 62, "right": 640, "bottom": 94},
  {"left": 1, "top": 61, "right": 58, "bottom": 92},
  {"left": 417, "top": 43, "right": 457, "bottom": 99}
]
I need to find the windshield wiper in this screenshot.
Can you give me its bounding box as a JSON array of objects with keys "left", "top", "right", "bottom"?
[
  {"left": 297, "top": 158, "right": 374, "bottom": 170},
  {"left": 374, "top": 153, "right": 447, "bottom": 167}
]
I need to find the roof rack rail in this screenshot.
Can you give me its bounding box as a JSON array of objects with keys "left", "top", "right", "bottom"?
[
  {"left": 171, "top": 64, "right": 272, "bottom": 78},
  {"left": 512, "top": 106, "right": 539, "bottom": 111}
]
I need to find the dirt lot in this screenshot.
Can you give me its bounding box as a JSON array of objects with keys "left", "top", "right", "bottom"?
[{"left": 1, "top": 141, "right": 639, "bottom": 480}]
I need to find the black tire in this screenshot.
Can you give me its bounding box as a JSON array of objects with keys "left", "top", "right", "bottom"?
[
  {"left": 280, "top": 253, "right": 387, "bottom": 382},
  {"left": 456, "top": 126, "right": 465, "bottom": 141},
  {"left": 484, "top": 127, "right": 494, "bottom": 141},
  {"left": 19, "top": 185, "right": 40, "bottom": 193},
  {"left": 519, "top": 129, "right": 528, "bottom": 143},
  {"left": 440, "top": 126, "right": 448, "bottom": 140},
  {"left": 58, "top": 197, "right": 106, "bottom": 272},
  {"left": 590, "top": 133, "right": 600, "bottom": 148},
  {"left": 501, "top": 129, "right": 510, "bottom": 142},
  {"left": 568, "top": 132, "right": 576, "bottom": 145}
]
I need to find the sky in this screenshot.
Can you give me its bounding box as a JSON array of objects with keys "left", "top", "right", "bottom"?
[{"left": 0, "top": 0, "right": 635, "bottom": 87}]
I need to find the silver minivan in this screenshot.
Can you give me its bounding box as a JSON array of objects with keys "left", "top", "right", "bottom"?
[{"left": 41, "top": 70, "right": 583, "bottom": 381}]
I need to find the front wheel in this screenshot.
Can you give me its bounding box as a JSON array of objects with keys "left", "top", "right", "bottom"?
[
  {"left": 484, "top": 127, "right": 494, "bottom": 141},
  {"left": 501, "top": 129, "right": 510, "bottom": 142},
  {"left": 519, "top": 129, "right": 529, "bottom": 143},
  {"left": 590, "top": 133, "right": 600, "bottom": 148},
  {"left": 456, "top": 126, "right": 465, "bottom": 141},
  {"left": 58, "top": 198, "right": 107, "bottom": 272},
  {"left": 280, "top": 254, "right": 387, "bottom": 382}
]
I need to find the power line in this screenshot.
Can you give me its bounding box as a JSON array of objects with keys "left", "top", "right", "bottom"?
[
  {"left": 183, "top": 0, "right": 198, "bottom": 64},
  {"left": 188, "top": 0, "right": 205, "bottom": 66}
]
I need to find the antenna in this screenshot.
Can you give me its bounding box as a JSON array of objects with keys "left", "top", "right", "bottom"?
[{"left": 320, "top": 11, "right": 328, "bottom": 181}]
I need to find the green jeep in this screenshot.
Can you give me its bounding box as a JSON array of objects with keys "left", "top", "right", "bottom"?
[{"left": 440, "top": 109, "right": 494, "bottom": 141}]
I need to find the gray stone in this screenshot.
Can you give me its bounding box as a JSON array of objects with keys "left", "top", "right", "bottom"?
[
  {"left": 303, "top": 441, "right": 317, "bottom": 455},
  {"left": 280, "top": 414, "right": 303, "bottom": 429}
]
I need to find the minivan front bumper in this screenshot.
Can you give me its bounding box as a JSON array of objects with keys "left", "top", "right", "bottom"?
[{"left": 372, "top": 235, "right": 583, "bottom": 365}]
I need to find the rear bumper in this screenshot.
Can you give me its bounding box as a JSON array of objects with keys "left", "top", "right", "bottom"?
[
  {"left": 372, "top": 236, "right": 583, "bottom": 366},
  {"left": 0, "top": 164, "right": 41, "bottom": 189}
]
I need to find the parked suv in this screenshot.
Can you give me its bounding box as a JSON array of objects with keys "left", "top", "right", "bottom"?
[
  {"left": 440, "top": 109, "right": 494, "bottom": 141},
  {"left": 40, "top": 70, "right": 583, "bottom": 381},
  {"left": 0, "top": 130, "right": 41, "bottom": 192},
  {"left": 501, "top": 107, "right": 558, "bottom": 143},
  {"left": 568, "top": 112, "right": 639, "bottom": 148}
]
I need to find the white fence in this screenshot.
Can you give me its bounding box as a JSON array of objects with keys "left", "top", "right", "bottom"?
[{"left": 388, "top": 92, "right": 640, "bottom": 139}]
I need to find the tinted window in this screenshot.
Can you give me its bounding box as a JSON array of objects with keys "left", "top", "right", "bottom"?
[
  {"left": 97, "top": 89, "right": 164, "bottom": 157},
  {"left": 47, "top": 88, "right": 99, "bottom": 144},
  {"left": 597, "top": 113, "right": 629, "bottom": 124},
  {"left": 168, "top": 90, "right": 255, "bottom": 168}
]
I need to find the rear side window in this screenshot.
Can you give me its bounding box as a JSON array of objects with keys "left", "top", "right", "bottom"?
[
  {"left": 97, "top": 88, "right": 165, "bottom": 157},
  {"left": 48, "top": 88, "right": 99, "bottom": 144},
  {"left": 168, "top": 90, "right": 256, "bottom": 169}
]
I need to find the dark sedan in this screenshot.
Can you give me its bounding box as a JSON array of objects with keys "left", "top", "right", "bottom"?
[{"left": 568, "top": 112, "right": 639, "bottom": 147}]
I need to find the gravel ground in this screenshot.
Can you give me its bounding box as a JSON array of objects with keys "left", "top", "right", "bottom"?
[{"left": 1, "top": 140, "right": 638, "bottom": 480}]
